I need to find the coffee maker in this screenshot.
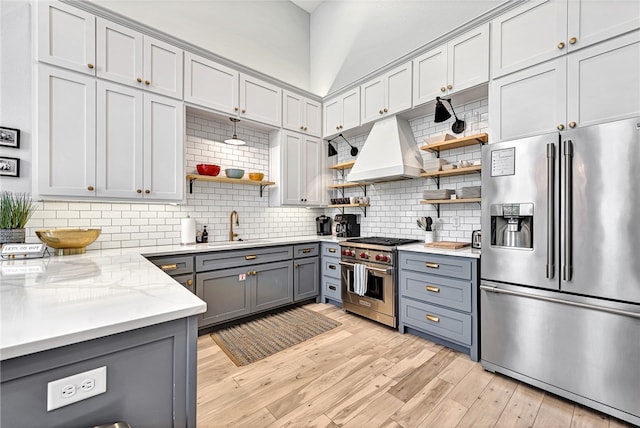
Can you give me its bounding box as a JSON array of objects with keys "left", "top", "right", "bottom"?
[
  {"left": 490, "top": 203, "right": 533, "bottom": 249},
  {"left": 334, "top": 214, "right": 360, "bottom": 238},
  {"left": 316, "top": 215, "right": 332, "bottom": 236}
]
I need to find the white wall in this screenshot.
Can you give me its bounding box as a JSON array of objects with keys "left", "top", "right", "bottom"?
[
  {"left": 89, "top": 0, "right": 311, "bottom": 91},
  {"left": 0, "top": 0, "right": 32, "bottom": 193},
  {"left": 309, "top": 0, "right": 503, "bottom": 95}
]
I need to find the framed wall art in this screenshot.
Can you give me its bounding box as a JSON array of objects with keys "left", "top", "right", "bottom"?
[
  {"left": 0, "top": 156, "right": 20, "bottom": 177},
  {"left": 0, "top": 127, "right": 20, "bottom": 149}
]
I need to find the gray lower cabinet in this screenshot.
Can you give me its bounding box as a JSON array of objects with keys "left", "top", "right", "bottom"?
[
  {"left": 195, "top": 246, "right": 295, "bottom": 327},
  {"left": 398, "top": 251, "right": 479, "bottom": 361},
  {"left": 293, "top": 243, "right": 319, "bottom": 302},
  {"left": 0, "top": 316, "right": 198, "bottom": 427},
  {"left": 147, "top": 254, "right": 195, "bottom": 294},
  {"left": 320, "top": 242, "right": 341, "bottom": 304}
]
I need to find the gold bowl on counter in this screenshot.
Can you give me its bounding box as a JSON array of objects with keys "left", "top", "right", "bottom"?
[{"left": 35, "top": 228, "right": 101, "bottom": 255}]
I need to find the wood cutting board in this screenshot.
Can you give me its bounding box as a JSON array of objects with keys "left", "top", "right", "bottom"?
[{"left": 424, "top": 241, "right": 471, "bottom": 249}]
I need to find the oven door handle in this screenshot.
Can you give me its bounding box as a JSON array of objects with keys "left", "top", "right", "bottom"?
[{"left": 339, "top": 261, "right": 391, "bottom": 274}]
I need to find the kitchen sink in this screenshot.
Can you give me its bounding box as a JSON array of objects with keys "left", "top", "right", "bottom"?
[{"left": 207, "top": 239, "right": 267, "bottom": 247}]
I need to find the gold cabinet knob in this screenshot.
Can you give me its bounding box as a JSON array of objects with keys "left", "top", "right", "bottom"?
[
  {"left": 440, "top": 86, "right": 446, "bottom": 92},
  {"left": 87, "top": 185, "right": 95, "bottom": 191},
  {"left": 379, "top": 109, "right": 384, "bottom": 114},
  {"left": 145, "top": 80, "right": 150, "bottom": 85},
  {"left": 300, "top": 126, "right": 304, "bottom": 130},
  {"left": 234, "top": 107, "right": 239, "bottom": 111},
  {"left": 569, "top": 37, "right": 577, "bottom": 45},
  {"left": 339, "top": 125, "right": 343, "bottom": 129},
  {"left": 304, "top": 127, "right": 307, "bottom": 131},
  {"left": 145, "top": 189, "right": 150, "bottom": 194},
  {"left": 186, "top": 279, "right": 193, "bottom": 286},
  {"left": 137, "top": 77, "right": 142, "bottom": 83},
  {"left": 557, "top": 42, "right": 565, "bottom": 49},
  {"left": 252, "top": 270, "right": 257, "bottom": 275},
  {"left": 447, "top": 84, "right": 453, "bottom": 90},
  {"left": 336, "top": 125, "right": 340, "bottom": 130},
  {"left": 241, "top": 109, "right": 246, "bottom": 113},
  {"left": 247, "top": 271, "right": 252, "bottom": 276},
  {"left": 136, "top": 189, "right": 142, "bottom": 193},
  {"left": 568, "top": 121, "right": 576, "bottom": 128},
  {"left": 87, "top": 63, "right": 94, "bottom": 69},
  {"left": 383, "top": 108, "right": 388, "bottom": 113},
  {"left": 557, "top": 124, "right": 565, "bottom": 131}
]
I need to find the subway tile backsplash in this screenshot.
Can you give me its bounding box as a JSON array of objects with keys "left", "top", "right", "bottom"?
[{"left": 26, "top": 98, "right": 487, "bottom": 250}]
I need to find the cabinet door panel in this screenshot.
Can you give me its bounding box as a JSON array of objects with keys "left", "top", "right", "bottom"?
[
  {"left": 96, "top": 81, "right": 143, "bottom": 198},
  {"left": 360, "top": 77, "right": 385, "bottom": 125},
  {"left": 294, "top": 257, "right": 319, "bottom": 301},
  {"left": 448, "top": 23, "right": 489, "bottom": 94},
  {"left": 184, "top": 52, "right": 238, "bottom": 113},
  {"left": 197, "top": 267, "right": 250, "bottom": 326},
  {"left": 386, "top": 63, "right": 412, "bottom": 115},
  {"left": 304, "top": 136, "right": 323, "bottom": 206},
  {"left": 253, "top": 261, "right": 293, "bottom": 312},
  {"left": 38, "top": 2, "right": 95, "bottom": 75},
  {"left": 282, "top": 90, "right": 304, "bottom": 132},
  {"left": 96, "top": 18, "right": 143, "bottom": 88},
  {"left": 303, "top": 98, "right": 322, "bottom": 137},
  {"left": 413, "top": 46, "right": 447, "bottom": 107},
  {"left": 144, "top": 36, "right": 183, "bottom": 99},
  {"left": 240, "top": 75, "right": 281, "bottom": 127},
  {"left": 38, "top": 65, "right": 96, "bottom": 197},
  {"left": 143, "top": 94, "right": 183, "bottom": 201},
  {"left": 491, "top": 0, "right": 567, "bottom": 78},
  {"left": 323, "top": 97, "right": 341, "bottom": 137},
  {"left": 490, "top": 58, "right": 566, "bottom": 141},
  {"left": 568, "top": 0, "right": 640, "bottom": 52},
  {"left": 567, "top": 32, "right": 640, "bottom": 128},
  {"left": 282, "top": 131, "right": 304, "bottom": 205},
  {"left": 341, "top": 88, "right": 360, "bottom": 131}
]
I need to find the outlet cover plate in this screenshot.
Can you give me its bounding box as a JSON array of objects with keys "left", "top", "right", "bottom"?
[{"left": 47, "top": 366, "right": 107, "bottom": 411}]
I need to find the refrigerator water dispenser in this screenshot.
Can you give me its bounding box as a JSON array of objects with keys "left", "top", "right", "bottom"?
[{"left": 490, "top": 203, "right": 533, "bottom": 249}]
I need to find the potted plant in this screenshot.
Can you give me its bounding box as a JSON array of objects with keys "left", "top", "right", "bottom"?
[{"left": 0, "top": 191, "right": 37, "bottom": 246}]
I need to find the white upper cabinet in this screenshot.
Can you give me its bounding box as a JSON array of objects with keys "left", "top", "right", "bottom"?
[
  {"left": 97, "top": 19, "right": 183, "bottom": 99},
  {"left": 38, "top": 64, "right": 97, "bottom": 197},
  {"left": 38, "top": 2, "right": 96, "bottom": 75},
  {"left": 323, "top": 87, "right": 360, "bottom": 138},
  {"left": 184, "top": 52, "right": 238, "bottom": 114},
  {"left": 413, "top": 24, "right": 489, "bottom": 107},
  {"left": 282, "top": 90, "right": 322, "bottom": 137},
  {"left": 239, "top": 74, "right": 282, "bottom": 127},
  {"left": 490, "top": 30, "right": 640, "bottom": 141},
  {"left": 492, "top": 0, "right": 640, "bottom": 78},
  {"left": 360, "top": 63, "right": 412, "bottom": 125}
]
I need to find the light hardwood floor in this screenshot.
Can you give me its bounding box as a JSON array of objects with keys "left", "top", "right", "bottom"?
[{"left": 197, "top": 303, "right": 634, "bottom": 428}]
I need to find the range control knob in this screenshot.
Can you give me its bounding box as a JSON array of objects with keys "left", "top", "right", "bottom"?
[
  {"left": 375, "top": 254, "right": 381, "bottom": 261},
  {"left": 382, "top": 255, "right": 390, "bottom": 262},
  {"left": 360, "top": 252, "right": 367, "bottom": 259},
  {"left": 342, "top": 249, "right": 347, "bottom": 256}
]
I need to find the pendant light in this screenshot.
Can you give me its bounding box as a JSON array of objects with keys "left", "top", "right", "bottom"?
[{"left": 224, "top": 118, "right": 246, "bottom": 145}]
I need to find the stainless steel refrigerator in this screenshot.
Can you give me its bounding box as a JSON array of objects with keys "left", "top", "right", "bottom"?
[{"left": 480, "top": 116, "right": 640, "bottom": 426}]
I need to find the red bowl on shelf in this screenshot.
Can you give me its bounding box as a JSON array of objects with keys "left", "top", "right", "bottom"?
[{"left": 196, "top": 164, "right": 220, "bottom": 176}]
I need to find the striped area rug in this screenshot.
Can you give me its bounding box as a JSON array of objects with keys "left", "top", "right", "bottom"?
[{"left": 210, "top": 306, "right": 341, "bottom": 366}]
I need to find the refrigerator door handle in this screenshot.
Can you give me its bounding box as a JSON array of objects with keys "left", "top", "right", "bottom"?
[
  {"left": 480, "top": 285, "right": 640, "bottom": 319},
  {"left": 563, "top": 139, "right": 573, "bottom": 281},
  {"left": 546, "top": 142, "right": 555, "bottom": 279}
]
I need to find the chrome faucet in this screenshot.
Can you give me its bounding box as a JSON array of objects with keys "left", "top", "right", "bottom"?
[{"left": 229, "top": 210, "right": 239, "bottom": 241}]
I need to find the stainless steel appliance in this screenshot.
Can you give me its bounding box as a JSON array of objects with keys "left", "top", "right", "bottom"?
[
  {"left": 315, "top": 215, "right": 332, "bottom": 236},
  {"left": 471, "top": 230, "right": 482, "bottom": 249},
  {"left": 339, "top": 237, "right": 418, "bottom": 327},
  {"left": 334, "top": 214, "right": 360, "bottom": 238},
  {"left": 480, "top": 117, "right": 640, "bottom": 426}
]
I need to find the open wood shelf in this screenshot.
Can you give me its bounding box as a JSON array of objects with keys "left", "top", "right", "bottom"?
[
  {"left": 420, "top": 165, "right": 482, "bottom": 178},
  {"left": 420, "top": 133, "right": 488, "bottom": 153},
  {"left": 186, "top": 174, "right": 275, "bottom": 196},
  {"left": 328, "top": 182, "right": 369, "bottom": 189},
  {"left": 420, "top": 197, "right": 481, "bottom": 204},
  {"left": 328, "top": 160, "right": 356, "bottom": 170},
  {"left": 327, "top": 203, "right": 370, "bottom": 208}
]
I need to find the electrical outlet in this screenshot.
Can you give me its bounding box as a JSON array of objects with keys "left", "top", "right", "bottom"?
[
  {"left": 452, "top": 217, "right": 461, "bottom": 227},
  {"left": 47, "top": 366, "right": 107, "bottom": 411}
]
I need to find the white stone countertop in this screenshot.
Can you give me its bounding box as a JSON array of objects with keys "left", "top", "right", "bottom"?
[
  {"left": 0, "top": 234, "right": 478, "bottom": 360},
  {"left": 398, "top": 243, "right": 481, "bottom": 259}
]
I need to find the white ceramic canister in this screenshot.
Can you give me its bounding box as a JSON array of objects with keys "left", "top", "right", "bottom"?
[{"left": 424, "top": 231, "right": 435, "bottom": 244}]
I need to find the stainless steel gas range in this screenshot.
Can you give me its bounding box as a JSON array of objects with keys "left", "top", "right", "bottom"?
[{"left": 339, "top": 237, "right": 419, "bottom": 328}]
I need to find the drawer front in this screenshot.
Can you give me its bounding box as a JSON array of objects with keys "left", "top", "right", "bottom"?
[
  {"left": 399, "top": 270, "right": 471, "bottom": 312},
  {"left": 196, "top": 246, "right": 292, "bottom": 272},
  {"left": 322, "top": 276, "right": 341, "bottom": 302},
  {"left": 401, "top": 298, "right": 472, "bottom": 346},
  {"left": 293, "top": 243, "right": 319, "bottom": 259},
  {"left": 321, "top": 258, "right": 340, "bottom": 279},
  {"left": 399, "top": 252, "right": 472, "bottom": 280},
  {"left": 148, "top": 255, "right": 194, "bottom": 276},
  {"left": 321, "top": 242, "right": 340, "bottom": 258},
  {"left": 173, "top": 273, "right": 195, "bottom": 294}
]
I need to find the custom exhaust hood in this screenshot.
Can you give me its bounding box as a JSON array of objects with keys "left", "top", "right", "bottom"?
[{"left": 346, "top": 115, "right": 424, "bottom": 183}]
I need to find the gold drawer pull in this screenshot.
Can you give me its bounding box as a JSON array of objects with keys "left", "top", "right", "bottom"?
[
  {"left": 329, "top": 265, "right": 337, "bottom": 270},
  {"left": 425, "top": 262, "right": 439, "bottom": 269},
  {"left": 426, "top": 314, "right": 440, "bottom": 323},
  {"left": 245, "top": 255, "right": 257, "bottom": 260},
  {"left": 425, "top": 285, "right": 440, "bottom": 293},
  {"left": 302, "top": 248, "right": 312, "bottom": 253},
  {"left": 160, "top": 263, "right": 177, "bottom": 271},
  {"left": 328, "top": 248, "right": 336, "bottom": 253}
]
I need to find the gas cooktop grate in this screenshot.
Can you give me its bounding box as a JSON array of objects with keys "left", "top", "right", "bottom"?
[{"left": 345, "top": 237, "right": 420, "bottom": 246}]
